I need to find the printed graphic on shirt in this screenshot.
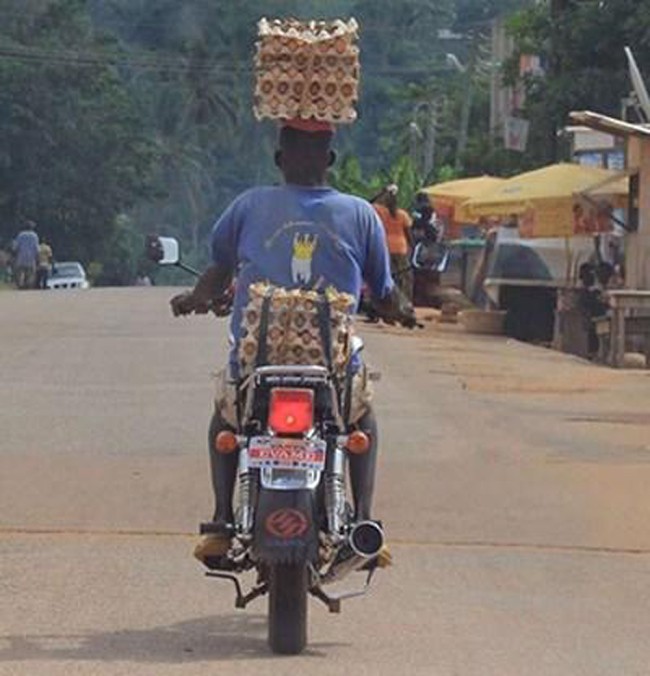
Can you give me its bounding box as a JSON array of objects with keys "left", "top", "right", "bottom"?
[{"left": 291, "top": 233, "right": 318, "bottom": 285}]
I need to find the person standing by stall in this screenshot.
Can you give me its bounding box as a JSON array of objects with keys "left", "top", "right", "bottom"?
[{"left": 372, "top": 184, "right": 414, "bottom": 303}]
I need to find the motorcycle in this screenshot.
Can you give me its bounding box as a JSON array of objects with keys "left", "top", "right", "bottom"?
[{"left": 147, "top": 235, "right": 386, "bottom": 655}]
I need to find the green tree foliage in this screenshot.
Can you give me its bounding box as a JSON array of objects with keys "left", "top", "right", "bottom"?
[
  {"left": 8, "top": 0, "right": 627, "bottom": 282},
  {"left": 505, "top": 0, "right": 650, "bottom": 163},
  {"left": 0, "top": 0, "right": 157, "bottom": 283},
  {"left": 330, "top": 154, "right": 421, "bottom": 209},
  {"left": 453, "top": 0, "right": 531, "bottom": 26}
]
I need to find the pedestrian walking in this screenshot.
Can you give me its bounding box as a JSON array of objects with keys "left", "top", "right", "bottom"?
[
  {"left": 372, "top": 184, "right": 414, "bottom": 303},
  {"left": 11, "top": 221, "right": 39, "bottom": 289}
]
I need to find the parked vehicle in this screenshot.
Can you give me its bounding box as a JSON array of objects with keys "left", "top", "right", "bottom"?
[
  {"left": 149, "top": 236, "right": 385, "bottom": 655},
  {"left": 46, "top": 261, "right": 90, "bottom": 290}
]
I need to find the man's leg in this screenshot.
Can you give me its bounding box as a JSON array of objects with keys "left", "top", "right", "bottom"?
[
  {"left": 194, "top": 409, "right": 239, "bottom": 564},
  {"left": 389, "top": 254, "right": 401, "bottom": 292},
  {"left": 390, "top": 254, "right": 413, "bottom": 305},
  {"left": 347, "top": 408, "right": 378, "bottom": 522},
  {"left": 15, "top": 266, "right": 27, "bottom": 289},
  {"left": 26, "top": 266, "right": 36, "bottom": 289},
  {"left": 207, "top": 410, "right": 238, "bottom": 525},
  {"left": 400, "top": 256, "right": 414, "bottom": 304}
]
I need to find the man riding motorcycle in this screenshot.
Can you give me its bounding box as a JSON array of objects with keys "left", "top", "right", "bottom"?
[{"left": 170, "top": 118, "right": 416, "bottom": 564}]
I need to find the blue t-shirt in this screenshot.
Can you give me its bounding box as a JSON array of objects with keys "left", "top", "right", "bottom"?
[
  {"left": 13, "top": 230, "right": 39, "bottom": 267},
  {"left": 210, "top": 185, "right": 394, "bottom": 373}
]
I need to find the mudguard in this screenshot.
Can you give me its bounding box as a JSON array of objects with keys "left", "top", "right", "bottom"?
[{"left": 253, "top": 489, "right": 319, "bottom": 565}]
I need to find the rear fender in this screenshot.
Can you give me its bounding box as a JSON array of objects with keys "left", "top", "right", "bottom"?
[{"left": 253, "top": 489, "right": 318, "bottom": 565}]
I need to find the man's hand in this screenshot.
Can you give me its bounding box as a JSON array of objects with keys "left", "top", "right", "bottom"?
[
  {"left": 170, "top": 291, "right": 210, "bottom": 316},
  {"left": 170, "top": 265, "right": 234, "bottom": 318},
  {"left": 170, "top": 288, "right": 233, "bottom": 317}
]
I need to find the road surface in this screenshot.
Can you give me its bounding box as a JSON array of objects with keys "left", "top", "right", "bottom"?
[{"left": 2, "top": 287, "right": 650, "bottom": 675}]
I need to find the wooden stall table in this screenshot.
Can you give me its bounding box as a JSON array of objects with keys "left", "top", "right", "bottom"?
[{"left": 604, "top": 289, "right": 650, "bottom": 367}]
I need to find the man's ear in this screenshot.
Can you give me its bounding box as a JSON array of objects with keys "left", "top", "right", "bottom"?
[
  {"left": 274, "top": 150, "right": 283, "bottom": 168},
  {"left": 328, "top": 150, "right": 337, "bottom": 167}
]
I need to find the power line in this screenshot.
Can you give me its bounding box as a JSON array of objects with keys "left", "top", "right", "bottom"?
[
  {"left": 0, "top": 44, "right": 448, "bottom": 78},
  {"left": 0, "top": 45, "right": 241, "bottom": 75}
]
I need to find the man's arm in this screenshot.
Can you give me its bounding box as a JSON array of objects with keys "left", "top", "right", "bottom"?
[{"left": 171, "top": 192, "right": 245, "bottom": 316}]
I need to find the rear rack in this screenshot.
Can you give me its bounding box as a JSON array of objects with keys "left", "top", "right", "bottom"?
[{"left": 254, "top": 364, "right": 330, "bottom": 381}]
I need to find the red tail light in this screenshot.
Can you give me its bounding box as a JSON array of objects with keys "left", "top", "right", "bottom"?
[{"left": 268, "top": 388, "right": 314, "bottom": 435}]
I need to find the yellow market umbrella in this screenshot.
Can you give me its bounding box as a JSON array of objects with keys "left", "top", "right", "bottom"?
[
  {"left": 459, "top": 163, "right": 628, "bottom": 238},
  {"left": 586, "top": 173, "right": 629, "bottom": 199},
  {"left": 422, "top": 175, "right": 506, "bottom": 222}
]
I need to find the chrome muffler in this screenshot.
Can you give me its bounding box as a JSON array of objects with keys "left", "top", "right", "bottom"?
[{"left": 322, "top": 521, "right": 384, "bottom": 584}]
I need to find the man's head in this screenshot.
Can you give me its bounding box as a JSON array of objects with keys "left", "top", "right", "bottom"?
[
  {"left": 275, "top": 124, "right": 335, "bottom": 186},
  {"left": 378, "top": 184, "right": 398, "bottom": 216},
  {"left": 26, "top": 220, "right": 36, "bottom": 231},
  {"left": 415, "top": 191, "right": 430, "bottom": 208}
]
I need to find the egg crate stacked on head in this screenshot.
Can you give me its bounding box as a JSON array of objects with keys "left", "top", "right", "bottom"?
[
  {"left": 238, "top": 283, "right": 356, "bottom": 378},
  {"left": 253, "top": 17, "right": 359, "bottom": 124}
]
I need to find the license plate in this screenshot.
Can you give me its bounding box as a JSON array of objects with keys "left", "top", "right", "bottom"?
[{"left": 247, "top": 436, "right": 326, "bottom": 471}]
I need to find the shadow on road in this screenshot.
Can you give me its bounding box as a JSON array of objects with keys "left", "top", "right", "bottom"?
[{"left": 0, "top": 613, "right": 345, "bottom": 663}]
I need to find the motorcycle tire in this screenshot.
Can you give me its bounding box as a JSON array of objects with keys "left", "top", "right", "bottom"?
[{"left": 268, "top": 563, "right": 308, "bottom": 655}]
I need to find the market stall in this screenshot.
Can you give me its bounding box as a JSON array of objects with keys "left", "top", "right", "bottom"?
[
  {"left": 422, "top": 175, "right": 505, "bottom": 238},
  {"left": 457, "top": 162, "right": 629, "bottom": 350},
  {"left": 568, "top": 111, "right": 650, "bottom": 366},
  {"left": 458, "top": 162, "right": 628, "bottom": 238}
]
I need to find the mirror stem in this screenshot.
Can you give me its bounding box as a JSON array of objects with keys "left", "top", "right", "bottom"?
[{"left": 176, "top": 261, "right": 201, "bottom": 277}]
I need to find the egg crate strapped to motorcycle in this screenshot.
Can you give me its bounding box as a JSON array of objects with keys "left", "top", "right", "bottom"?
[
  {"left": 238, "top": 283, "right": 356, "bottom": 379},
  {"left": 253, "top": 17, "right": 360, "bottom": 123}
]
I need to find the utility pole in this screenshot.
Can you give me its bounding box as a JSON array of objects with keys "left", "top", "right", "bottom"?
[
  {"left": 411, "top": 101, "right": 437, "bottom": 179},
  {"left": 409, "top": 120, "right": 423, "bottom": 171},
  {"left": 423, "top": 99, "right": 437, "bottom": 179},
  {"left": 454, "top": 36, "right": 476, "bottom": 171},
  {"left": 548, "top": 0, "right": 570, "bottom": 161},
  {"left": 488, "top": 18, "right": 514, "bottom": 149}
]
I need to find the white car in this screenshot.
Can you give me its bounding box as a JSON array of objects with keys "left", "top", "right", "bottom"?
[{"left": 46, "top": 261, "right": 90, "bottom": 290}]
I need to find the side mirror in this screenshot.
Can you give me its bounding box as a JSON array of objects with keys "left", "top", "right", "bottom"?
[
  {"left": 145, "top": 235, "right": 180, "bottom": 265},
  {"left": 144, "top": 234, "right": 199, "bottom": 277}
]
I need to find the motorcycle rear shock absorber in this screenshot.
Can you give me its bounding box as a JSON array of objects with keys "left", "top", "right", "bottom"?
[
  {"left": 325, "top": 445, "right": 347, "bottom": 537},
  {"left": 237, "top": 451, "right": 258, "bottom": 536}
]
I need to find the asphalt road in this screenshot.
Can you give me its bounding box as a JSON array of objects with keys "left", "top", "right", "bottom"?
[{"left": 2, "top": 287, "right": 650, "bottom": 675}]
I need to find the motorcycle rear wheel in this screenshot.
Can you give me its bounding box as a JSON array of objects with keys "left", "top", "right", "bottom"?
[{"left": 268, "top": 563, "right": 308, "bottom": 655}]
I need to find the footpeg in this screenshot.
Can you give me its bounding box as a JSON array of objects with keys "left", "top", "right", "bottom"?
[{"left": 199, "top": 521, "right": 234, "bottom": 536}]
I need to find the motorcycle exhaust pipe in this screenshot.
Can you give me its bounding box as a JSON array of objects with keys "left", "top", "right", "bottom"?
[
  {"left": 322, "top": 521, "right": 384, "bottom": 584},
  {"left": 350, "top": 520, "right": 384, "bottom": 557}
]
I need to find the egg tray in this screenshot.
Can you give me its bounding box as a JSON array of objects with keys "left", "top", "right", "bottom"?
[
  {"left": 253, "top": 17, "right": 360, "bottom": 124},
  {"left": 239, "top": 283, "right": 355, "bottom": 376}
]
